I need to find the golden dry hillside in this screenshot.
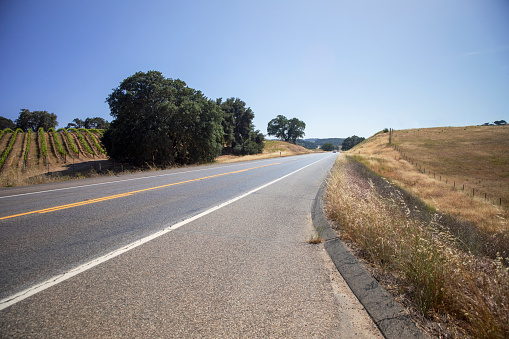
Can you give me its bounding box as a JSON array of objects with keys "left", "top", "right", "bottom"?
[
  {"left": 348, "top": 125, "right": 509, "bottom": 232},
  {"left": 327, "top": 125, "right": 509, "bottom": 337}
]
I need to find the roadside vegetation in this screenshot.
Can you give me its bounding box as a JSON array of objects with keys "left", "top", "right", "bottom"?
[
  {"left": 325, "top": 126, "right": 509, "bottom": 338},
  {"left": 0, "top": 70, "right": 313, "bottom": 185},
  {"left": 216, "top": 140, "right": 314, "bottom": 163},
  {"left": 0, "top": 127, "right": 107, "bottom": 186},
  {"left": 0, "top": 132, "right": 312, "bottom": 186},
  {"left": 103, "top": 71, "right": 266, "bottom": 167}
]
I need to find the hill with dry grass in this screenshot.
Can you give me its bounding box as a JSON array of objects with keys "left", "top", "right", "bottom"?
[
  {"left": 326, "top": 125, "right": 509, "bottom": 337},
  {"left": 349, "top": 125, "right": 509, "bottom": 227},
  {"left": 216, "top": 140, "right": 314, "bottom": 163}
]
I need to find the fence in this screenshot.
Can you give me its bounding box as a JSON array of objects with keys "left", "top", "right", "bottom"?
[{"left": 391, "top": 144, "right": 506, "bottom": 209}]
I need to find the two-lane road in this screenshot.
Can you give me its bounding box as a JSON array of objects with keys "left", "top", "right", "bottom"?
[{"left": 0, "top": 153, "right": 382, "bottom": 337}]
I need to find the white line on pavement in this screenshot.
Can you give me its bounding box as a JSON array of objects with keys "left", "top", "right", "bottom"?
[
  {"left": 0, "top": 154, "right": 331, "bottom": 311},
  {"left": 0, "top": 158, "right": 287, "bottom": 199}
]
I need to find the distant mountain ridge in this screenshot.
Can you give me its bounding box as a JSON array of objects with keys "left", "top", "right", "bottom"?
[{"left": 297, "top": 138, "right": 345, "bottom": 149}]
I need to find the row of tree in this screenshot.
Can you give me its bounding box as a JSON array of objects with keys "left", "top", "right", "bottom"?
[
  {"left": 13, "top": 109, "right": 57, "bottom": 132},
  {"left": 66, "top": 117, "right": 110, "bottom": 129},
  {"left": 0, "top": 110, "right": 109, "bottom": 132},
  {"left": 103, "top": 71, "right": 265, "bottom": 166},
  {"left": 481, "top": 120, "right": 507, "bottom": 126}
]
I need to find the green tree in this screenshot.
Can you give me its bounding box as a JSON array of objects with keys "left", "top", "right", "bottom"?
[
  {"left": 267, "top": 115, "right": 305, "bottom": 144},
  {"left": 0, "top": 116, "right": 15, "bottom": 130},
  {"left": 103, "top": 71, "right": 223, "bottom": 166},
  {"left": 321, "top": 142, "right": 334, "bottom": 151},
  {"left": 85, "top": 117, "right": 110, "bottom": 129},
  {"left": 218, "top": 97, "right": 264, "bottom": 155},
  {"left": 15, "top": 109, "right": 58, "bottom": 131},
  {"left": 66, "top": 118, "right": 85, "bottom": 129},
  {"left": 341, "top": 135, "right": 365, "bottom": 151},
  {"left": 67, "top": 117, "right": 109, "bottom": 129},
  {"left": 287, "top": 117, "right": 306, "bottom": 144},
  {"left": 267, "top": 115, "right": 288, "bottom": 141}
]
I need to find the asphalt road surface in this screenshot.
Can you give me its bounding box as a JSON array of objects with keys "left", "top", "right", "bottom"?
[{"left": 0, "top": 153, "right": 382, "bottom": 337}]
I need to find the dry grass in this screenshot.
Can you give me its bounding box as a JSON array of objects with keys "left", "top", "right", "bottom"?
[
  {"left": 325, "top": 155, "right": 509, "bottom": 338},
  {"left": 1, "top": 139, "right": 314, "bottom": 186},
  {"left": 215, "top": 140, "right": 314, "bottom": 164},
  {"left": 348, "top": 127, "right": 509, "bottom": 237}
]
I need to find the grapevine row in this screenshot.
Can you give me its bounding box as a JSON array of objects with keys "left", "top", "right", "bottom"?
[
  {"left": 49, "top": 127, "right": 66, "bottom": 155},
  {"left": 70, "top": 128, "right": 94, "bottom": 155},
  {"left": 59, "top": 128, "right": 79, "bottom": 154},
  {"left": 24, "top": 129, "right": 31, "bottom": 163},
  {"left": 38, "top": 127, "right": 48, "bottom": 158},
  {"left": 82, "top": 129, "right": 105, "bottom": 154},
  {"left": 0, "top": 128, "right": 14, "bottom": 141},
  {"left": 0, "top": 128, "right": 22, "bottom": 169}
]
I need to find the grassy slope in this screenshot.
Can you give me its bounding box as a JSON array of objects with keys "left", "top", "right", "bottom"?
[
  {"left": 392, "top": 125, "right": 509, "bottom": 207},
  {"left": 328, "top": 125, "right": 509, "bottom": 337},
  {"left": 348, "top": 125, "right": 508, "bottom": 233}
]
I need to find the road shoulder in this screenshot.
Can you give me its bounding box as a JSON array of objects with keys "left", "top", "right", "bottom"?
[{"left": 312, "top": 180, "right": 428, "bottom": 339}]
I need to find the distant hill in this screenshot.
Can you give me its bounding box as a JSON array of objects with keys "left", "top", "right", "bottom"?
[{"left": 297, "top": 138, "right": 345, "bottom": 149}]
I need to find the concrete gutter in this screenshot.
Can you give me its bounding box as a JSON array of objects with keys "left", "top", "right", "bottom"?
[{"left": 312, "top": 181, "right": 428, "bottom": 339}]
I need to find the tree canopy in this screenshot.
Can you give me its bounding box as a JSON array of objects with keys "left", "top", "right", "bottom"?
[
  {"left": 0, "top": 116, "right": 15, "bottom": 130},
  {"left": 321, "top": 142, "right": 334, "bottom": 151},
  {"left": 15, "top": 109, "right": 58, "bottom": 132},
  {"left": 67, "top": 117, "right": 110, "bottom": 129},
  {"left": 103, "top": 71, "right": 224, "bottom": 166},
  {"left": 267, "top": 115, "right": 305, "bottom": 144},
  {"left": 217, "top": 97, "right": 264, "bottom": 155},
  {"left": 341, "top": 135, "right": 365, "bottom": 151}
]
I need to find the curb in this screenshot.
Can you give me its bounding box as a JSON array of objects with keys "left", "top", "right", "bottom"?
[{"left": 312, "top": 181, "right": 428, "bottom": 339}]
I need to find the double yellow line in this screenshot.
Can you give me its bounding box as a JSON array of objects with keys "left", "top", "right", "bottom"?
[{"left": 0, "top": 163, "right": 280, "bottom": 221}]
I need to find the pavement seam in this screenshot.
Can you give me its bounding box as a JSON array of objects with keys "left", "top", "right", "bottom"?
[{"left": 312, "top": 179, "right": 428, "bottom": 339}]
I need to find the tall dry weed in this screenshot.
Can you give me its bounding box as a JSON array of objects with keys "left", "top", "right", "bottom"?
[{"left": 326, "top": 155, "right": 509, "bottom": 338}]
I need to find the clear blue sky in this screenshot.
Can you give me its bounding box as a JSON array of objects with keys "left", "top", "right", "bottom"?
[{"left": 1, "top": 0, "right": 508, "bottom": 138}]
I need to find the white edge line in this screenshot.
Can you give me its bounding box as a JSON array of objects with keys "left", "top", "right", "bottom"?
[
  {"left": 0, "top": 155, "right": 330, "bottom": 311},
  {"left": 0, "top": 158, "right": 284, "bottom": 200}
]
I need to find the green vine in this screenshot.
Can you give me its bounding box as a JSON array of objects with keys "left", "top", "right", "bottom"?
[
  {"left": 49, "top": 127, "right": 65, "bottom": 155},
  {"left": 38, "top": 127, "right": 47, "bottom": 158},
  {"left": 24, "top": 129, "right": 31, "bottom": 163},
  {"left": 84, "top": 129, "right": 105, "bottom": 154},
  {"left": 0, "top": 128, "right": 22, "bottom": 168},
  {"left": 71, "top": 128, "right": 94, "bottom": 155},
  {"left": 62, "top": 129, "right": 79, "bottom": 154}
]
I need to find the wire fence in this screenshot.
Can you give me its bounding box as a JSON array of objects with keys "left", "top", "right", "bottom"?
[{"left": 391, "top": 144, "right": 506, "bottom": 209}]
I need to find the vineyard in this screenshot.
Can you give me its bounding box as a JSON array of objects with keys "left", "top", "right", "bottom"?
[{"left": 0, "top": 128, "right": 108, "bottom": 186}]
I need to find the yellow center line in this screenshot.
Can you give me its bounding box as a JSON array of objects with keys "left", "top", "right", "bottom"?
[{"left": 0, "top": 163, "right": 280, "bottom": 220}]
